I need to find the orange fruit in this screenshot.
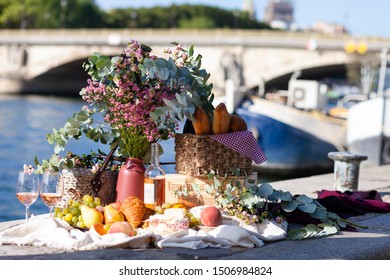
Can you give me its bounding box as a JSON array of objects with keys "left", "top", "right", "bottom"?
[{"left": 92, "top": 223, "right": 107, "bottom": 236}]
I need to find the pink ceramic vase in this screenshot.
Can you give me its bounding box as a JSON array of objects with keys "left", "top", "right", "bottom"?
[{"left": 115, "top": 157, "right": 145, "bottom": 202}]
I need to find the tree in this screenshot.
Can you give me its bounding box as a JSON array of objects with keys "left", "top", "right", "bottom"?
[
  {"left": 0, "top": 0, "right": 104, "bottom": 28},
  {"left": 104, "top": 4, "right": 272, "bottom": 30},
  {"left": 0, "top": 2, "right": 272, "bottom": 30}
]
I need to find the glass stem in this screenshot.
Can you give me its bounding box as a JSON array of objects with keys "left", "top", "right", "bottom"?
[{"left": 25, "top": 205, "right": 29, "bottom": 223}]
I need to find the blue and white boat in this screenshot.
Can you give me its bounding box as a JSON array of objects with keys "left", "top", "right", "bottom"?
[
  {"left": 235, "top": 95, "right": 347, "bottom": 177},
  {"left": 229, "top": 78, "right": 350, "bottom": 177},
  {"left": 227, "top": 50, "right": 390, "bottom": 177}
]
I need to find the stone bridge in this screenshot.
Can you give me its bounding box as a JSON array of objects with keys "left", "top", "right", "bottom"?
[{"left": 1, "top": 29, "right": 390, "bottom": 96}]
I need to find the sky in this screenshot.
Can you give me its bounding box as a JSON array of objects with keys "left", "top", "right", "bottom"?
[{"left": 95, "top": 0, "right": 390, "bottom": 38}]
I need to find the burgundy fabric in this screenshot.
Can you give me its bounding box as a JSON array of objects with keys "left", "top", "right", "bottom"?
[
  {"left": 317, "top": 190, "right": 390, "bottom": 216},
  {"left": 285, "top": 190, "right": 390, "bottom": 230}
]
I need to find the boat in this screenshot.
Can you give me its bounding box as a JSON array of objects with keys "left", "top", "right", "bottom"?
[
  {"left": 236, "top": 96, "right": 347, "bottom": 177},
  {"left": 347, "top": 48, "right": 390, "bottom": 168},
  {"left": 230, "top": 77, "right": 354, "bottom": 177},
  {"left": 224, "top": 48, "right": 390, "bottom": 178},
  {"left": 347, "top": 95, "right": 390, "bottom": 167}
]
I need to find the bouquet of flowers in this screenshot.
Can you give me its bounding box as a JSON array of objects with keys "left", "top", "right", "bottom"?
[{"left": 36, "top": 39, "right": 214, "bottom": 172}]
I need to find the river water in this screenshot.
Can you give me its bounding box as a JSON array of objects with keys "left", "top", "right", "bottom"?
[{"left": 0, "top": 95, "right": 177, "bottom": 222}]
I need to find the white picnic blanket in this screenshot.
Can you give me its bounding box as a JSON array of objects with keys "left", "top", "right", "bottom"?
[{"left": 0, "top": 215, "right": 287, "bottom": 251}]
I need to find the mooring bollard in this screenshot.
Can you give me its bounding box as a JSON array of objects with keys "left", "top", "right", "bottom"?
[{"left": 328, "top": 152, "right": 368, "bottom": 192}]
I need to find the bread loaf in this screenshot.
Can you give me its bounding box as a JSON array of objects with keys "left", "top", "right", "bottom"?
[
  {"left": 230, "top": 115, "right": 247, "bottom": 132},
  {"left": 212, "top": 103, "right": 230, "bottom": 134},
  {"left": 192, "top": 106, "right": 211, "bottom": 135}
]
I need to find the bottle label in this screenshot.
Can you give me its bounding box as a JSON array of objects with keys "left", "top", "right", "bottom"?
[{"left": 144, "top": 182, "right": 154, "bottom": 204}]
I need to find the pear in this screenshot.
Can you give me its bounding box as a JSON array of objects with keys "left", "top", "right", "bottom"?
[
  {"left": 80, "top": 204, "right": 104, "bottom": 228},
  {"left": 104, "top": 204, "right": 125, "bottom": 225}
]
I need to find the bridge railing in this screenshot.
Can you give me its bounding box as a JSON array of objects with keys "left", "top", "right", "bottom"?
[{"left": 1, "top": 29, "right": 389, "bottom": 51}]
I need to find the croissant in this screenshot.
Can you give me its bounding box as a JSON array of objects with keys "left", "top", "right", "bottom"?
[{"left": 119, "top": 196, "right": 146, "bottom": 229}]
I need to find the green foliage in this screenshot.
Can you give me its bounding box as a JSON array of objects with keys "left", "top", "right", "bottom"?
[
  {"left": 145, "top": 43, "right": 215, "bottom": 124},
  {"left": 204, "top": 173, "right": 367, "bottom": 240},
  {"left": 105, "top": 4, "right": 271, "bottom": 30},
  {"left": 178, "top": 16, "right": 217, "bottom": 29},
  {"left": 46, "top": 106, "right": 115, "bottom": 155},
  {"left": 0, "top": 0, "right": 104, "bottom": 28},
  {"left": 82, "top": 52, "right": 118, "bottom": 84},
  {"left": 34, "top": 150, "right": 120, "bottom": 174},
  {"left": 0, "top": 1, "right": 272, "bottom": 29}
]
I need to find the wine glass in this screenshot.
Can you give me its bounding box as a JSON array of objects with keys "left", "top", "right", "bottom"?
[
  {"left": 40, "top": 171, "right": 64, "bottom": 218},
  {"left": 16, "top": 169, "right": 40, "bottom": 223}
]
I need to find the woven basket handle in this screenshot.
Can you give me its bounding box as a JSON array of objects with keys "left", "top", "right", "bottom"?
[{"left": 91, "top": 146, "right": 117, "bottom": 194}]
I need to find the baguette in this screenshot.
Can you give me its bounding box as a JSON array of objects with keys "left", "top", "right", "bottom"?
[
  {"left": 230, "top": 114, "right": 247, "bottom": 132},
  {"left": 193, "top": 106, "right": 211, "bottom": 135},
  {"left": 212, "top": 103, "right": 230, "bottom": 134}
]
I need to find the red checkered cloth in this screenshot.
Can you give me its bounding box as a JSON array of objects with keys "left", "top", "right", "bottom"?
[{"left": 210, "top": 131, "right": 267, "bottom": 164}]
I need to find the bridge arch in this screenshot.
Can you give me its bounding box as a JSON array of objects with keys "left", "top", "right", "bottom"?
[
  {"left": 242, "top": 47, "right": 350, "bottom": 91},
  {"left": 2, "top": 29, "right": 388, "bottom": 96},
  {"left": 265, "top": 63, "right": 348, "bottom": 93}
]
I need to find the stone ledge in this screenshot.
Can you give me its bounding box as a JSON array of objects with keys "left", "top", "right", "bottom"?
[{"left": 1, "top": 165, "right": 390, "bottom": 260}]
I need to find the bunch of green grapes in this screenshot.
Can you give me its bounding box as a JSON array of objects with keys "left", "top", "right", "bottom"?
[
  {"left": 155, "top": 202, "right": 201, "bottom": 228},
  {"left": 53, "top": 194, "right": 102, "bottom": 228}
]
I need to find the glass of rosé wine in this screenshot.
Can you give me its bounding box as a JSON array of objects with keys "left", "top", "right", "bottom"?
[
  {"left": 40, "top": 171, "right": 64, "bottom": 218},
  {"left": 16, "top": 166, "right": 40, "bottom": 223}
]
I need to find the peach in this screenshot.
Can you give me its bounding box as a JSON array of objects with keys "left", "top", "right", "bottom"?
[
  {"left": 91, "top": 223, "right": 107, "bottom": 236},
  {"left": 200, "top": 206, "right": 222, "bottom": 227},
  {"left": 108, "top": 221, "right": 135, "bottom": 237}
]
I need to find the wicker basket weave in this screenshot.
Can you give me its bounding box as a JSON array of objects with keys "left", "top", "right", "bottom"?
[
  {"left": 174, "top": 133, "right": 253, "bottom": 176},
  {"left": 58, "top": 168, "right": 118, "bottom": 208}
]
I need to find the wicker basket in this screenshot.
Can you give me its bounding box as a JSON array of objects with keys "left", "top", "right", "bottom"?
[
  {"left": 58, "top": 168, "right": 118, "bottom": 208},
  {"left": 174, "top": 133, "right": 253, "bottom": 176}
]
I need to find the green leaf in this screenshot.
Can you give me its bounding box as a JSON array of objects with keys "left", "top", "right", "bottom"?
[
  {"left": 267, "top": 189, "right": 281, "bottom": 202},
  {"left": 321, "top": 224, "right": 338, "bottom": 235},
  {"left": 281, "top": 200, "right": 299, "bottom": 212},
  {"left": 191, "top": 183, "right": 202, "bottom": 197},
  {"left": 74, "top": 110, "right": 90, "bottom": 121},
  {"left": 141, "top": 43, "right": 152, "bottom": 53},
  {"left": 298, "top": 202, "right": 317, "bottom": 214},
  {"left": 337, "top": 217, "right": 347, "bottom": 228},
  {"left": 213, "top": 176, "right": 222, "bottom": 188},
  {"left": 305, "top": 224, "right": 320, "bottom": 236},
  {"left": 88, "top": 53, "right": 100, "bottom": 64},
  {"left": 142, "top": 58, "right": 154, "bottom": 68},
  {"left": 66, "top": 160, "right": 74, "bottom": 169},
  {"left": 204, "top": 184, "right": 214, "bottom": 194},
  {"left": 287, "top": 228, "right": 307, "bottom": 240},
  {"left": 240, "top": 192, "right": 258, "bottom": 209},
  {"left": 158, "top": 67, "right": 170, "bottom": 80},
  {"left": 66, "top": 128, "right": 80, "bottom": 136},
  {"left": 295, "top": 195, "right": 314, "bottom": 204},
  {"left": 54, "top": 144, "right": 63, "bottom": 154},
  {"left": 279, "top": 190, "right": 293, "bottom": 202},
  {"left": 310, "top": 207, "right": 327, "bottom": 220},
  {"left": 257, "top": 183, "right": 274, "bottom": 198}
]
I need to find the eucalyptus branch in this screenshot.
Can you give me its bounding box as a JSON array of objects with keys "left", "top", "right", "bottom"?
[{"left": 205, "top": 173, "right": 368, "bottom": 240}]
